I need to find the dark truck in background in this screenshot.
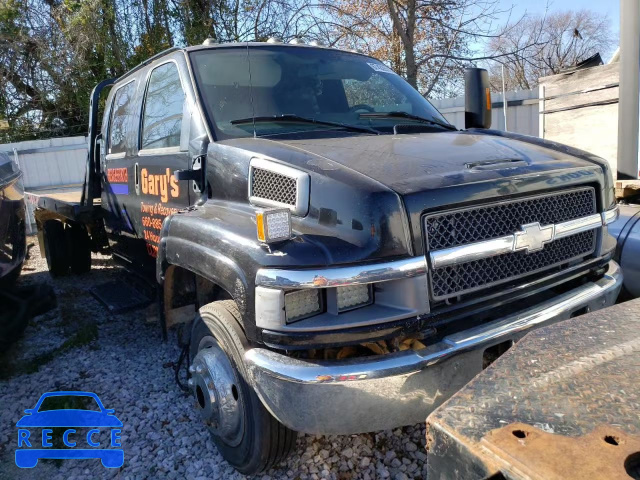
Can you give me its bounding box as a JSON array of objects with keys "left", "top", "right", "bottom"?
[
  {"left": 1, "top": 152, "right": 56, "bottom": 348},
  {"left": 0, "top": 151, "right": 26, "bottom": 286},
  {"left": 26, "top": 41, "right": 623, "bottom": 473}
]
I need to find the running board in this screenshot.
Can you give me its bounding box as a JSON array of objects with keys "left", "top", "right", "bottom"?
[{"left": 90, "top": 276, "right": 153, "bottom": 313}]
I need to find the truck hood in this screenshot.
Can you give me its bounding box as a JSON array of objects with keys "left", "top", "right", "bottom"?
[
  {"left": 217, "top": 130, "right": 609, "bottom": 258},
  {"left": 271, "top": 130, "right": 602, "bottom": 195}
]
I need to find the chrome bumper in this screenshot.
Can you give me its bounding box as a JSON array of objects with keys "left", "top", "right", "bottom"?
[{"left": 245, "top": 261, "right": 622, "bottom": 434}]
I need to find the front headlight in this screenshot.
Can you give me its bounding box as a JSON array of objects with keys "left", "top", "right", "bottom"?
[
  {"left": 254, "top": 257, "right": 429, "bottom": 332},
  {"left": 336, "top": 284, "right": 373, "bottom": 312},
  {"left": 284, "top": 289, "right": 323, "bottom": 323}
]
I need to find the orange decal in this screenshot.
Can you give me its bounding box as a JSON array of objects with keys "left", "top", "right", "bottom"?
[
  {"left": 170, "top": 174, "right": 179, "bottom": 198},
  {"left": 140, "top": 168, "right": 180, "bottom": 203},
  {"left": 140, "top": 201, "right": 179, "bottom": 258}
]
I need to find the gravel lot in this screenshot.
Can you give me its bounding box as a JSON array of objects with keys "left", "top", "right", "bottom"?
[{"left": 0, "top": 238, "right": 429, "bottom": 480}]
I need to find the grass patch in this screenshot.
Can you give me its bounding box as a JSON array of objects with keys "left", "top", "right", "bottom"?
[
  {"left": 0, "top": 322, "right": 98, "bottom": 380},
  {"left": 62, "top": 323, "right": 98, "bottom": 349}
]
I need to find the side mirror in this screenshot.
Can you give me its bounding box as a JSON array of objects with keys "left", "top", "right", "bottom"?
[
  {"left": 464, "top": 68, "right": 492, "bottom": 129},
  {"left": 24, "top": 409, "right": 35, "bottom": 414},
  {"left": 177, "top": 134, "right": 210, "bottom": 206}
]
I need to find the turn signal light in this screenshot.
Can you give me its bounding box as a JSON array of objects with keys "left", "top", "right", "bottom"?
[{"left": 256, "top": 209, "right": 292, "bottom": 244}]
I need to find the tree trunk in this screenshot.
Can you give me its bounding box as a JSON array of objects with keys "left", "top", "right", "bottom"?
[
  {"left": 386, "top": 0, "right": 418, "bottom": 89},
  {"left": 405, "top": 45, "right": 418, "bottom": 88}
]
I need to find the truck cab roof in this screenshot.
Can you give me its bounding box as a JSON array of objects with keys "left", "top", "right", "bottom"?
[{"left": 116, "top": 41, "right": 367, "bottom": 86}]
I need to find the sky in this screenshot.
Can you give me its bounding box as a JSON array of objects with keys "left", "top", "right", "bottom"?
[{"left": 497, "top": 0, "right": 620, "bottom": 36}]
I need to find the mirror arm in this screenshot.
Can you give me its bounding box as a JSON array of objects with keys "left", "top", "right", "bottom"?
[{"left": 174, "top": 135, "right": 210, "bottom": 206}]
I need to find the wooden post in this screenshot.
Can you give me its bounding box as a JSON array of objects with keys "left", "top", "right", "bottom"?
[{"left": 538, "top": 85, "right": 545, "bottom": 139}]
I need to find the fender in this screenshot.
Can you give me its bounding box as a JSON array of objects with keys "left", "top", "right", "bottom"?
[
  {"left": 156, "top": 200, "right": 334, "bottom": 342},
  {"left": 156, "top": 214, "right": 254, "bottom": 340},
  {"left": 159, "top": 235, "right": 249, "bottom": 313}
]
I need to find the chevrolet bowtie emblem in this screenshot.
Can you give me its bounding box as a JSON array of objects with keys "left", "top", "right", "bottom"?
[{"left": 514, "top": 222, "right": 554, "bottom": 254}]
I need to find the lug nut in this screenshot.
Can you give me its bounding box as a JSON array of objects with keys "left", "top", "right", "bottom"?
[
  {"left": 188, "top": 365, "right": 196, "bottom": 374},
  {"left": 196, "top": 365, "right": 204, "bottom": 374},
  {"left": 188, "top": 378, "right": 194, "bottom": 387}
]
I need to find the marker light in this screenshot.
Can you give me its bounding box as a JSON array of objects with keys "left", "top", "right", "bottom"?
[
  {"left": 285, "top": 289, "right": 322, "bottom": 323},
  {"left": 336, "top": 284, "right": 372, "bottom": 312},
  {"left": 256, "top": 209, "right": 292, "bottom": 244},
  {"left": 602, "top": 204, "right": 620, "bottom": 225}
]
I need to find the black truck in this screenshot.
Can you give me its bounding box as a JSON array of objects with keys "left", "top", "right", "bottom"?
[
  {"left": 26, "top": 41, "right": 623, "bottom": 473},
  {"left": 0, "top": 151, "right": 26, "bottom": 286}
]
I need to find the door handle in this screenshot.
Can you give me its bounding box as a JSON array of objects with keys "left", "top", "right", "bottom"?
[{"left": 134, "top": 162, "right": 140, "bottom": 195}]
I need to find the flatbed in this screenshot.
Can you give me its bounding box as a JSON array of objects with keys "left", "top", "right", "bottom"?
[
  {"left": 426, "top": 297, "right": 640, "bottom": 480},
  {"left": 25, "top": 184, "right": 100, "bottom": 222}
]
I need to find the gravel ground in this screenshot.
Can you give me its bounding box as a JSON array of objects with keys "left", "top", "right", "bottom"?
[{"left": 0, "top": 238, "right": 429, "bottom": 480}]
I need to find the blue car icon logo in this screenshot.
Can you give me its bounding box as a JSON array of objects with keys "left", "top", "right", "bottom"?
[{"left": 15, "top": 391, "right": 124, "bottom": 468}]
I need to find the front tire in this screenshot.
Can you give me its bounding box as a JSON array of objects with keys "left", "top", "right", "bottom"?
[{"left": 189, "top": 300, "right": 297, "bottom": 474}]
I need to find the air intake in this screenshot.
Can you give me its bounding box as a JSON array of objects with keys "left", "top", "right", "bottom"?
[
  {"left": 249, "top": 158, "right": 310, "bottom": 216},
  {"left": 252, "top": 168, "right": 297, "bottom": 205}
]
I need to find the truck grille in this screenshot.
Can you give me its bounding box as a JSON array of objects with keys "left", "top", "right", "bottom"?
[{"left": 425, "top": 187, "right": 597, "bottom": 300}]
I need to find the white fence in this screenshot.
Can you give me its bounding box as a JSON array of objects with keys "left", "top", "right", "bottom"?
[
  {"left": 431, "top": 89, "right": 539, "bottom": 137},
  {"left": 0, "top": 136, "right": 88, "bottom": 233},
  {"left": 0, "top": 136, "right": 88, "bottom": 188}
]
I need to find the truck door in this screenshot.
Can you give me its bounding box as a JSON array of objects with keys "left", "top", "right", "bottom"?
[
  {"left": 133, "top": 60, "right": 191, "bottom": 273},
  {"left": 102, "top": 79, "right": 142, "bottom": 263}
]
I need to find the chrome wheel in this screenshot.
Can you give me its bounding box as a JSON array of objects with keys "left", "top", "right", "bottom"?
[{"left": 189, "top": 338, "right": 244, "bottom": 447}]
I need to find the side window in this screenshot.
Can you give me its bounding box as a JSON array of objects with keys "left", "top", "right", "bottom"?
[
  {"left": 141, "top": 62, "right": 185, "bottom": 150},
  {"left": 108, "top": 81, "right": 136, "bottom": 155}
]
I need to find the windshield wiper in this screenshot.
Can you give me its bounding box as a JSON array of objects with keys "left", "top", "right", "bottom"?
[
  {"left": 359, "top": 111, "right": 457, "bottom": 131},
  {"left": 230, "top": 114, "right": 379, "bottom": 135}
]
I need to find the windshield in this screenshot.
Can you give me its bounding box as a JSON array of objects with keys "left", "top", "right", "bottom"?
[{"left": 190, "top": 46, "right": 450, "bottom": 139}]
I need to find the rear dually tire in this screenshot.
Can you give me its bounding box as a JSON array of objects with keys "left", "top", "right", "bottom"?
[
  {"left": 65, "top": 222, "right": 91, "bottom": 274},
  {"left": 43, "top": 219, "right": 69, "bottom": 276}
]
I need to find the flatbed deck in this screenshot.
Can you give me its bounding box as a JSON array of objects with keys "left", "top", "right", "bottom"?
[
  {"left": 426, "top": 297, "right": 640, "bottom": 480},
  {"left": 25, "top": 184, "right": 100, "bottom": 221}
]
